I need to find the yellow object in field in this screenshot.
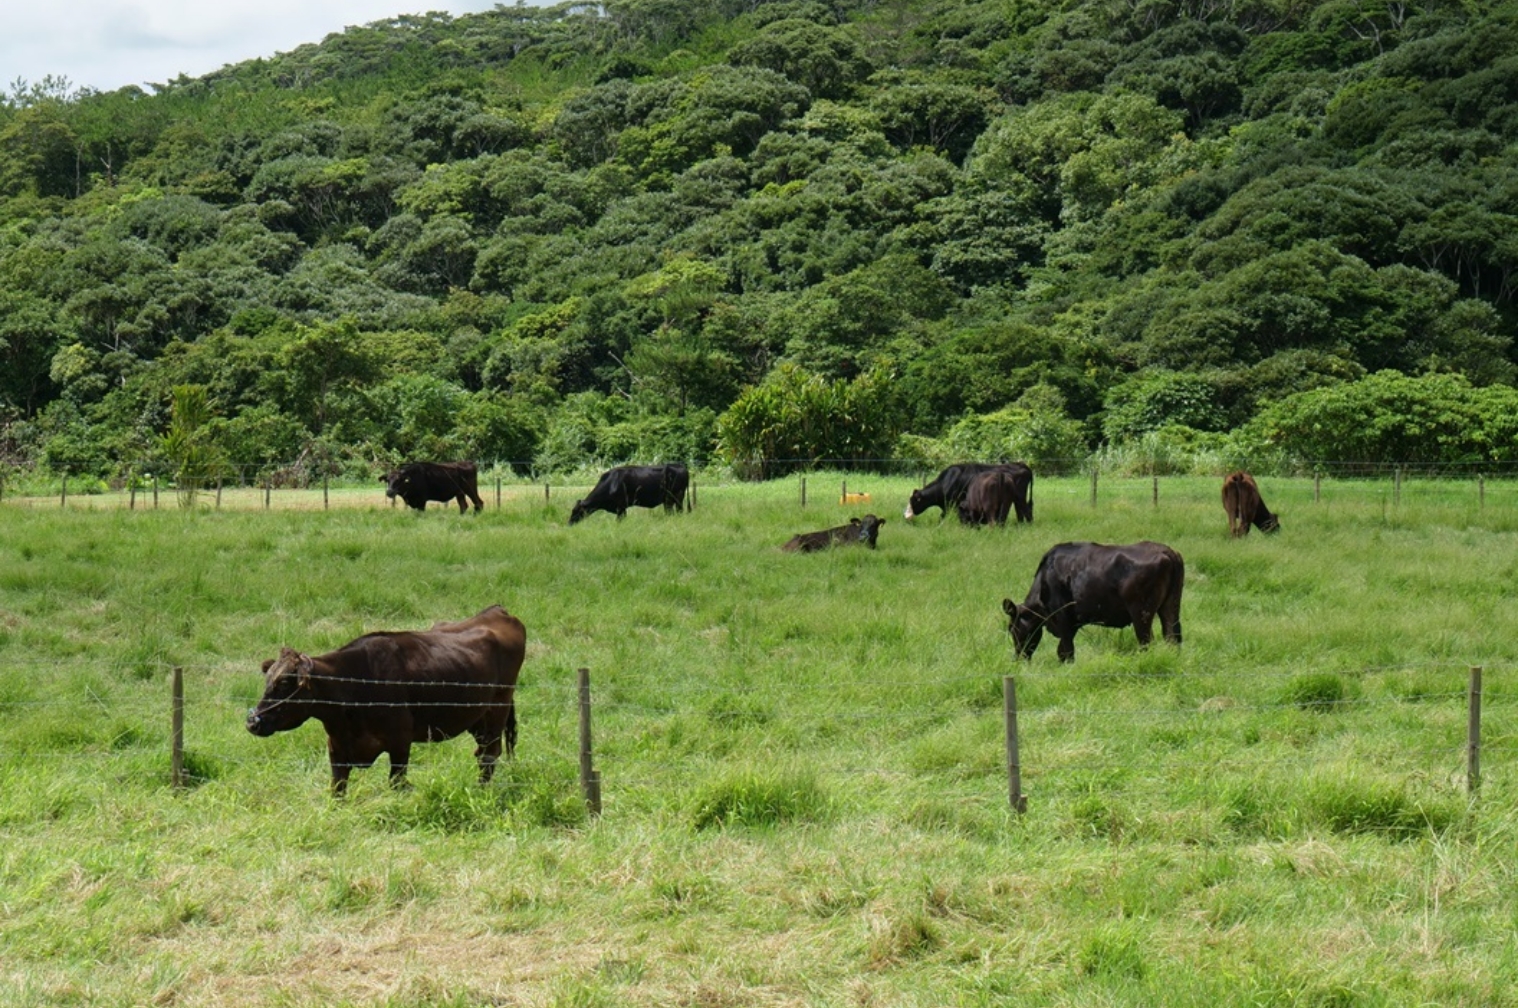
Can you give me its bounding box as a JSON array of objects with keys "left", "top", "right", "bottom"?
[{"left": 841, "top": 492, "right": 871, "bottom": 505}]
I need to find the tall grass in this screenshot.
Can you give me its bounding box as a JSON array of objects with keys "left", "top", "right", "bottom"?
[{"left": 2, "top": 474, "right": 1517, "bottom": 1005}]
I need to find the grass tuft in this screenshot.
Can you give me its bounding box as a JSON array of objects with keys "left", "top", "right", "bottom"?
[{"left": 688, "top": 768, "right": 827, "bottom": 829}]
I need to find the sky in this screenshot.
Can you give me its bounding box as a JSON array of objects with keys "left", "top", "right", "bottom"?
[{"left": 1, "top": 1, "right": 511, "bottom": 96}]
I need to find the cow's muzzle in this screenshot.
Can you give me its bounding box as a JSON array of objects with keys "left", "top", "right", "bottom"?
[{"left": 246, "top": 710, "right": 275, "bottom": 736}]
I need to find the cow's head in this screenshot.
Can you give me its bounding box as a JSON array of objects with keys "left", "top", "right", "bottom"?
[
  {"left": 246, "top": 647, "right": 317, "bottom": 736},
  {"left": 904, "top": 489, "right": 926, "bottom": 520},
  {"left": 568, "top": 500, "right": 590, "bottom": 525},
  {"left": 382, "top": 468, "right": 409, "bottom": 500},
  {"left": 858, "top": 514, "right": 885, "bottom": 547},
  {"left": 1261, "top": 512, "right": 1281, "bottom": 533},
  {"left": 1002, "top": 599, "right": 1044, "bottom": 660}
]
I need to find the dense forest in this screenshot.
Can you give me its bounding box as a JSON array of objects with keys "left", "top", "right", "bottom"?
[{"left": 3, "top": 0, "right": 1517, "bottom": 484}]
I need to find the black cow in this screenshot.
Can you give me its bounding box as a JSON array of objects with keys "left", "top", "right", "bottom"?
[
  {"left": 782, "top": 515, "right": 886, "bottom": 552},
  {"left": 907, "top": 463, "right": 1033, "bottom": 522},
  {"left": 569, "top": 463, "right": 688, "bottom": 524},
  {"left": 1002, "top": 541, "right": 1184, "bottom": 662},
  {"left": 383, "top": 461, "right": 484, "bottom": 514},
  {"left": 959, "top": 469, "right": 1021, "bottom": 526},
  {"left": 1222, "top": 471, "right": 1280, "bottom": 537},
  {"left": 246, "top": 605, "right": 526, "bottom": 795}
]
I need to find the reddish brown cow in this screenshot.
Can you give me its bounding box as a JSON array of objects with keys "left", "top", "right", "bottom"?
[
  {"left": 959, "top": 469, "right": 1020, "bottom": 526},
  {"left": 247, "top": 606, "right": 526, "bottom": 795},
  {"left": 1222, "top": 471, "right": 1281, "bottom": 537}
]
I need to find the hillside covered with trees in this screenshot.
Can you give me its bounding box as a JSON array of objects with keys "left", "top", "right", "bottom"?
[{"left": 2, "top": 0, "right": 1517, "bottom": 482}]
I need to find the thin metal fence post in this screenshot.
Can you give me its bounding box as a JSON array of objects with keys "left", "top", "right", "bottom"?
[
  {"left": 578, "top": 667, "right": 602, "bottom": 816},
  {"left": 1004, "top": 676, "right": 1027, "bottom": 814},
  {"left": 171, "top": 666, "right": 185, "bottom": 790},
  {"left": 1468, "top": 665, "right": 1483, "bottom": 795}
]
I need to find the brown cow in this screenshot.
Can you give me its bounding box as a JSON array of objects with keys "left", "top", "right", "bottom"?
[
  {"left": 959, "top": 468, "right": 1021, "bottom": 526},
  {"left": 383, "top": 461, "right": 484, "bottom": 513},
  {"left": 246, "top": 605, "right": 526, "bottom": 795},
  {"left": 1222, "top": 471, "right": 1280, "bottom": 537},
  {"left": 782, "top": 515, "right": 886, "bottom": 552}
]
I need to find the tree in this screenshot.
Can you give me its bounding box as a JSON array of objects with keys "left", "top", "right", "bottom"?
[{"left": 159, "top": 384, "right": 227, "bottom": 507}]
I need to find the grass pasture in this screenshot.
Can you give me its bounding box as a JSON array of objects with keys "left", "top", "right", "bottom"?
[{"left": 3, "top": 473, "right": 1518, "bottom": 1006}]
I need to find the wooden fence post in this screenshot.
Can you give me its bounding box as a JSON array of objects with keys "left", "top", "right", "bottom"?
[
  {"left": 60, "top": 475, "right": 67, "bottom": 509},
  {"left": 215, "top": 478, "right": 222, "bottom": 510},
  {"left": 1152, "top": 475, "right": 1159, "bottom": 508},
  {"left": 496, "top": 475, "right": 502, "bottom": 511},
  {"left": 171, "top": 666, "right": 185, "bottom": 790},
  {"left": 1479, "top": 475, "right": 1485, "bottom": 510},
  {"left": 578, "top": 667, "right": 602, "bottom": 816},
  {"left": 153, "top": 475, "right": 160, "bottom": 510},
  {"left": 1090, "top": 466, "right": 1099, "bottom": 507},
  {"left": 1468, "top": 665, "right": 1482, "bottom": 795},
  {"left": 1394, "top": 466, "right": 1402, "bottom": 506},
  {"left": 689, "top": 474, "right": 696, "bottom": 512},
  {"left": 544, "top": 482, "right": 550, "bottom": 505},
  {"left": 800, "top": 476, "right": 807, "bottom": 508},
  {"left": 1314, "top": 471, "right": 1321, "bottom": 503},
  {"left": 130, "top": 478, "right": 136, "bottom": 510},
  {"left": 841, "top": 479, "right": 847, "bottom": 504},
  {"left": 1004, "top": 676, "right": 1027, "bottom": 814},
  {"left": 323, "top": 474, "right": 329, "bottom": 510},
  {"left": 263, "top": 477, "right": 271, "bottom": 510}
]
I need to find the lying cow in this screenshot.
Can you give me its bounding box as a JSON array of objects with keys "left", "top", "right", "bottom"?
[
  {"left": 959, "top": 468, "right": 1023, "bottom": 526},
  {"left": 383, "top": 461, "right": 485, "bottom": 514},
  {"left": 1003, "top": 541, "right": 1184, "bottom": 662},
  {"left": 907, "top": 462, "right": 1033, "bottom": 522},
  {"left": 1222, "top": 471, "right": 1280, "bottom": 537},
  {"left": 246, "top": 605, "right": 526, "bottom": 795},
  {"left": 782, "top": 514, "right": 886, "bottom": 552},
  {"left": 569, "top": 463, "right": 689, "bottom": 524}
]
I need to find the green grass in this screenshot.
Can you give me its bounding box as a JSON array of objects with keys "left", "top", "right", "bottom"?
[{"left": 3, "top": 473, "right": 1518, "bottom": 1005}]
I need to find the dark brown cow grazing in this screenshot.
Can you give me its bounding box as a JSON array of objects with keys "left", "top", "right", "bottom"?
[
  {"left": 246, "top": 605, "right": 526, "bottom": 795},
  {"left": 783, "top": 515, "right": 886, "bottom": 552},
  {"left": 1003, "top": 541, "right": 1184, "bottom": 662},
  {"left": 1222, "top": 471, "right": 1280, "bottom": 537},
  {"left": 907, "top": 462, "right": 1033, "bottom": 523},
  {"left": 959, "top": 469, "right": 1022, "bottom": 526},
  {"left": 383, "top": 461, "right": 484, "bottom": 514}
]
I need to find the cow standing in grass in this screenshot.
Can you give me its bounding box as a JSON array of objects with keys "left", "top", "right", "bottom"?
[
  {"left": 907, "top": 463, "right": 1033, "bottom": 522},
  {"left": 1222, "top": 471, "right": 1280, "bottom": 537},
  {"left": 1003, "top": 541, "right": 1184, "bottom": 663},
  {"left": 569, "top": 463, "right": 689, "bottom": 524},
  {"left": 247, "top": 606, "right": 525, "bottom": 795},
  {"left": 383, "top": 461, "right": 484, "bottom": 514}
]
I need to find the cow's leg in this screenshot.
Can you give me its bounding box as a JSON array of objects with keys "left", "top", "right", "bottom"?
[
  {"left": 473, "top": 731, "right": 503, "bottom": 783},
  {"left": 1131, "top": 610, "right": 1156, "bottom": 647},
  {"left": 1057, "top": 635, "right": 1076, "bottom": 663},
  {"left": 456, "top": 494, "right": 469, "bottom": 514},
  {"left": 328, "top": 737, "right": 373, "bottom": 796},
  {"left": 470, "top": 492, "right": 484, "bottom": 513},
  {"left": 1160, "top": 597, "right": 1183, "bottom": 647},
  {"left": 505, "top": 700, "right": 517, "bottom": 759},
  {"left": 387, "top": 742, "right": 412, "bottom": 788}
]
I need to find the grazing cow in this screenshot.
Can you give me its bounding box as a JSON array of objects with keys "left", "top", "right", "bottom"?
[
  {"left": 1222, "top": 471, "right": 1280, "bottom": 537},
  {"left": 959, "top": 469, "right": 1022, "bottom": 526},
  {"left": 783, "top": 515, "right": 886, "bottom": 552},
  {"left": 246, "top": 605, "right": 526, "bottom": 795},
  {"left": 906, "top": 463, "right": 1033, "bottom": 522},
  {"left": 569, "top": 463, "right": 688, "bottom": 524},
  {"left": 383, "top": 461, "right": 484, "bottom": 514},
  {"left": 1002, "top": 541, "right": 1184, "bottom": 662}
]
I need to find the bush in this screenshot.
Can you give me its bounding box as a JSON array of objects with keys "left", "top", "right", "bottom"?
[{"left": 716, "top": 365, "right": 898, "bottom": 479}]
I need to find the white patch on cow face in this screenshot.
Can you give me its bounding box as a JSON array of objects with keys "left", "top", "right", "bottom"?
[{"left": 903, "top": 506, "right": 914, "bottom": 519}]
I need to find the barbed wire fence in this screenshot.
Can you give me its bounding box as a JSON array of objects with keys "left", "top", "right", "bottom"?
[{"left": 0, "top": 659, "right": 1503, "bottom": 819}]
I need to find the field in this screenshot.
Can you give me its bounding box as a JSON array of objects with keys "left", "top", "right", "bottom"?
[{"left": 4, "top": 473, "right": 1518, "bottom": 1007}]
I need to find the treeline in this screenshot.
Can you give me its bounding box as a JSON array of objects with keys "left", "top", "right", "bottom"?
[{"left": 2, "top": 0, "right": 1516, "bottom": 482}]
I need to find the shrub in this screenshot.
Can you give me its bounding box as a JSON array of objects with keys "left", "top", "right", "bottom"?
[{"left": 716, "top": 365, "right": 899, "bottom": 478}]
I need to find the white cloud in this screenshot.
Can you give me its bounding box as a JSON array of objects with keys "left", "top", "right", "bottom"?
[{"left": 0, "top": 1, "right": 505, "bottom": 94}]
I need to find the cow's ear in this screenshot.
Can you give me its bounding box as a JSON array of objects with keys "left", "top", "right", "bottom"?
[
  {"left": 1002, "top": 598, "right": 1017, "bottom": 616},
  {"left": 261, "top": 658, "right": 274, "bottom": 674},
  {"left": 849, "top": 517, "right": 861, "bottom": 524},
  {"left": 296, "top": 654, "right": 315, "bottom": 689}
]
